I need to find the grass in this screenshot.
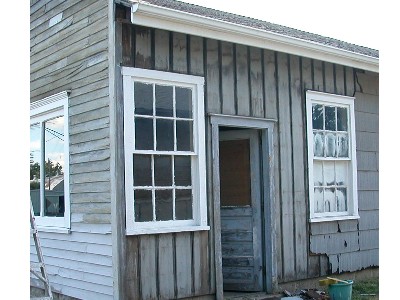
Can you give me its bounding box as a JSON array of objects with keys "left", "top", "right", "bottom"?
[{"left": 351, "top": 277, "right": 379, "bottom": 300}]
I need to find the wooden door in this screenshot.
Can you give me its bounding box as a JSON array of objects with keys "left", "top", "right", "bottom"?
[{"left": 219, "top": 130, "right": 263, "bottom": 291}]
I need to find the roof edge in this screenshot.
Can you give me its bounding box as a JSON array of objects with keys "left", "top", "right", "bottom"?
[{"left": 129, "top": 1, "right": 378, "bottom": 73}]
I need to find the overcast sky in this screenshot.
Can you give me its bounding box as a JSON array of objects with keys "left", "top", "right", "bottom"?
[{"left": 183, "top": 0, "right": 381, "bottom": 50}]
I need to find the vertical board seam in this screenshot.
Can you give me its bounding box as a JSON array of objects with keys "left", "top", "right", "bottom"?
[
  {"left": 343, "top": 66, "right": 348, "bottom": 96},
  {"left": 311, "top": 59, "right": 315, "bottom": 91},
  {"left": 151, "top": 28, "right": 155, "bottom": 70},
  {"left": 132, "top": 25, "right": 136, "bottom": 67},
  {"left": 203, "top": 38, "right": 208, "bottom": 113},
  {"left": 155, "top": 235, "right": 160, "bottom": 298},
  {"left": 261, "top": 49, "right": 266, "bottom": 119},
  {"left": 247, "top": 46, "right": 253, "bottom": 116},
  {"left": 187, "top": 35, "right": 191, "bottom": 75},
  {"left": 218, "top": 41, "right": 223, "bottom": 114},
  {"left": 191, "top": 232, "right": 195, "bottom": 295},
  {"left": 322, "top": 61, "right": 326, "bottom": 92},
  {"left": 169, "top": 31, "right": 173, "bottom": 72},
  {"left": 333, "top": 64, "right": 337, "bottom": 94},
  {"left": 173, "top": 233, "right": 178, "bottom": 299},
  {"left": 233, "top": 43, "right": 238, "bottom": 115},
  {"left": 138, "top": 238, "right": 142, "bottom": 298}
]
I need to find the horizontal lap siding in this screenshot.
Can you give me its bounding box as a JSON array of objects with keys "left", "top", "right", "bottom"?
[{"left": 30, "top": 0, "right": 112, "bottom": 298}]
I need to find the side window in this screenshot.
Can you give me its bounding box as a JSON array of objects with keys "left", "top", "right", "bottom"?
[
  {"left": 306, "top": 91, "right": 359, "bottom": 222},
  {"left": 30, "top": 91, "right": 70, "bottom": 230}
]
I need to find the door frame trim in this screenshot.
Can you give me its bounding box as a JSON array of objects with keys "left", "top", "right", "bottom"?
[{"left": 209, "top": 114, "right": 277, "bottom": 299}]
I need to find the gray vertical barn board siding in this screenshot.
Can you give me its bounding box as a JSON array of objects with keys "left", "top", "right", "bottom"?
[
  {"left": 220, "top": 41, "right": 235, "bottom": 115},
  {"left": 135, "top": 26, "right": 152, "bottom": 69},
  {"left": 313, "top": 60, "right": 324, "bottom": 92},
  {"left": 154, "top": 29, "right": 170, "bottom": 71},
  {"left": 175, "top": 232, "right": 193, "bottom": 298},
  {"left": 193, "top": 231, "right": 210, "bottom": 295},
  {"left": 324, "top": 62, "right": 335, "bottom": 94},
  {"left": 236, "top": 44, "right": 251, "bottom": 116},
  {"left": 140, "top": 236, "right": 158, "bottom": 299},
  {"left": 173, "top": 32, "right": 188, "bottom": 73},
  {"left": 190, "top": 36, "right": 204, "bottom": 76},
  {"left": 276, "top": 52, "right": 295, "bottom": 281},
  {"left": 263, "top": 49, "right": 278, "bottom": 120},
  {"left": 319, "top": 255, "right": 329, "bottom": 276},
  {"left": 122, "top": 23, "right": 133, "bottom": 66},
  {"left": 158, "top": 234, "right": 175, "bottom": 299},
  {"left": 206, "top": 39, "right": 221, "bottom": 114},
  {"left": 126, "top": 237, "right": 140, "bottom": 300},
  {"left": 249, "top": 47, "right": 264, "bottom": 118},
  {"left": 345, "top": 67, "right": 355, "bottom": 96},
  {"left": 335, "top": 65, "right": 345, "bottom": 95},
  {"left": 289, "top": 55, "right": 308, "bottom": 278}
]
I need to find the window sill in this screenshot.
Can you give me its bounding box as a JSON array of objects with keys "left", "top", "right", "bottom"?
[
  {"left": 36, "top": 226, "right": 71, "bottom": 234},
  {"left": 309, "top": 215, "right": 360, "bottom": 223},
  {"left": 126, "top": 225, "right": 210, "bottom": 235}
]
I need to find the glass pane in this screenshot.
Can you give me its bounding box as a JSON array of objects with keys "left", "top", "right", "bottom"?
[
  {"left": 176, "top": 120, "right": 193, "bottom": 151},
  {"left": 44, "top": 117, "right": 65, "bottom": 217},
  {"left": 314, "top": 188, "right": 324, "bottom": 213},
  {"left": 337, "top": 107, "right": 348, "bottom": 131},
  {"left": 155, "top": 85, "right": 173, "bottom": 117},
  {"left": 325, "top": 132, "right": 336, "bottom": 157},
  {"left": 313, "top": 132, "right": 324, "bottom": 157},
  {"left": 30, "top": 123, "right": 41, "bottom": 216},
  {"left": 134, "top": 190, "right": 153, "bottom": 222},
  {"left": 324, "top": 188, "right": 336, "bottom": 212},
  {"left": 133, "top": 155, "right": 152, "bottom": 186},
  {"left": 135, "top": 117, "right": 154, "bottom": 150},
  {"left": 337, "top": 133, "right": 349, "bottom": 158},
  {"left": 174, "top": 156, "right": 191, "bottom": 186},
  {"left": 335, "top": 161, "right": 348, "bottom": 186},
  {"left": 313, "top": 161, "right": 323, "bottom": 187},
  {"left": 336, "top": 188, "right": 347, "bottom": 212},
  {"left": 155, "top": 190, "right": 173, "bottom": 221},
  {"left": 134, "top": 82, "right": 153, "bottom": 115},
  {"left": 156, "top": 119, "right": 174, "bottom": 151},
  {"left": 154, "top": 155, "right": 172, "bottom": 186},
  {"left": 312, "top": 104, "right": 323, "bottom": 130},
  {"left": 176, "top": 87, "right": 192, "bottom": 118},
  {"left": 176, "top": 189, "right": 193, "bottom": 220},
  {"left": 325, "top": 106, "right": 336, "bottom": 131},
  {"left": 323, "top": 161, "right": 335, "bottom": 186}
]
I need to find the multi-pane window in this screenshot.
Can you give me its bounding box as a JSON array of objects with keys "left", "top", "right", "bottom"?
[
  {"left": 306, "top": 91, "right": 359, "bottom": 221},
  {"left": 123, "top": 68, "right": 208, "bottom": 234},
  {"left": 30, "top": 91, "right": 70, "bottom": 230}
]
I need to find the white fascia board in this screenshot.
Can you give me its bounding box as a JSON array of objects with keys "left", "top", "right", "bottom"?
[{"left": 129, "top": 1, "right": 378, "bottom": 73}]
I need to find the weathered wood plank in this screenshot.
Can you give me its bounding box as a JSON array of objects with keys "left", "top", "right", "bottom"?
[
  {"left": 70, "top": 137, "right": 110, "bottom": 155},
  {"left": 263, "top": 49, "right": 277, "bottom": 120},
  {"left": 335, "top": 65, "right": 345, "bottom": 95},
  {"left": 126, "top": 236, "right": 140, "bottom": 300},
  {"left": 206, "top": 39, "right": 221, "bottom": 114},
  {"left": 189, "top": 35, "right": 204, "bottom": 76},
  {"left": 135, "top": 26, "right": 152, "bottom": 69},
  {"left": 192, "top": 231, "right": 209, "bottom": 295},
  {"left": 175, "top": 232, "right": 193, "bottom": 298},
  {"left": 70, "top": 149, "right": 110, "bottom": 165},
  {"left": 69, "top": 94, "right": 109, "bottom": 116},
  {"left": 69, "top": 116, "right": 110, "bottom": 135},
  {"left": 72, "top": 212, "right": 111, "bottom": 224},
  {"left": 355, "top": 71, "right": 379, "bottom": 95},
  {"left": 236, "top": 44, "right": 250, "bottom": 116},
  {"left": 290, "top": 55, "right": 307, "bottom": 278},
  {"left": 324, "top": 62, "right": 335, "bottom": 94},
  {"left": 173, "top": 32, "right": 188, "bottom": 73},
  {"left": 70, "top": 171, "right": 110, "bottom": 184},
  {"left": 313, "top": 60, "right": 323, "bottom": 92},
  {"left": 70, "top": 159, "right": 110, "bottom": 174},
  {"left": 354, "top": 92, "right": 378, "bottom": 114},
  {"left": 359, "top": 229, "right": 379, "bottom": 251},
  {"left": 276, "top": 52, "right": 295, "bottom": 280},
  {"left": 69, "top": 128, "right": 110, "bottom": 146},
  {"left": 357, "top": 171, "right": 379, "bottom": 191},
  {"left": 71, "top": 203, "right": 111, "bottom": 214},
  {"left": 70, "top": 106, "right": 110, "bottom": 126},
  {"left": 220, "top": 41, "right": 235, "bottom": 115},
  {"left": 154, "top": 29, "right": 170, "bottom": 71},
  {"left": 345, "top": 67, "right": 355, "bottom": 96},
  {"left": 70, "top": 181, "right": 110, "bottom": 194},
  {"left": 358, "top": 191, "right": 379, "bottom": 210},
  {"left": 356, "top": 132, "right": 379, "bottom": 152},
  {"left": 249, "top": 47, "right": 264, "bottom": 118},
  {"left": 355, "top": 111, "right": 379, "bottom": 133},
  {"left": 158, "top": 234, "right": 175, "bottom": 299},
  {"left": 357, "top": 151, "right": 378, "bottom": 171},
  {"left": 71, "top": 192, "right": 111, "bottom": 204},
  {"left": 307, "top": 255, "right": 320, "bottom": 278},
  {"left": 310, "top": 231, "right": 360, "bottom": 255},
  {"left": 359, "top": 210, "right": 379, "bottom": 230},
  {"left": 140, "top": 236, "right": 157, "bottom": 299},
  {"left": 122, "top": 23, "right": 133, "bottom": 66}
]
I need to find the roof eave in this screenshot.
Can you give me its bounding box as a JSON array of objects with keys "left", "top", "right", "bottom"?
[{"left": 128, "top": 1, "right": 378, "bottom": 73}]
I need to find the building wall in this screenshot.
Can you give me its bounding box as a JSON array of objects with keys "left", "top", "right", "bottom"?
[{"left": 30, "top": 0, "right": 113, "bottom": 299}]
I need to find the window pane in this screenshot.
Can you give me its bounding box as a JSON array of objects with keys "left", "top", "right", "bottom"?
[
  {"left": 337, "top": 188, "right": 347, "bottom": 212},
  {"left": 323, "top": 161, "right": 335, "bottom": 186},
  {"left": 154, "top": 155, "right": 172, "bottom": 186},
  {"left": 176, "top": 120, "right": 193, "bottom": 151},
  {"left": 337, "top": 107, "right": 348, "bottom": 131},
  {"left": 156, "top": 85, "right": 173, "bottom": 117},
  {"left": 176, "top": 189, "right": 193, "bottom": 220},
  {"left": 134, "top": 82, "right": 153, "bottom": 115},
  {"left": 174, "top": 156, "right": 191, "bottom": 186},
  {"left": 324, "top": 188, "right": 336, "bottom": 212},
  {"left": 176, "top": 87, "right": 192, "bottom": 118},
  {"left": 30, "top": 123, "right": 41, "bottom": 216},
  {"left": 155, "top": 190, "right": 173, "bottom": 221},
  {"left": 135, "top": 117, "right": 154, "bottom": 150},
  {"left": 314, "top": 188, "right": 324, "bottom": 213},
  {"left": 312, "top": 104, "right": 323, "bottom": 130},
  {"left": 335, "top": 161, "right": 348, "bottom": 186},
  {"left": 133, "top": 155, "right": 152, "bottom": 186},
  {"left": 135, "top": 190, "right": 153, "bottom": 222},
  {"left": 337, "top": 133, "right": 349, "bottom": 158},
  {"left": 313, "top": 161, "right": 323, "bottom": 187},
  {"left": 44, "top": 117, "right": 65, "bottom": 217},
  {"left": 325, "top": 106, "right": 336, "bottom": 131},
  {"left": 325, "top": 133, "right": 336, "bottom": 157},
  {"left": 313, "top": 132, "right": 324, "bottom": 157},
  {"left": 156, "top": 119, "right": 174, "bottom": 151}
]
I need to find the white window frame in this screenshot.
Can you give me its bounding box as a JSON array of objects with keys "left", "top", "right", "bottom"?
[
  {"left": 306, "top": 90, "right": 359, "bottom": 222},
  {"left": 30, "top": 91, "right": 70, "bottom": 232},
  {"left": 122, "top": 67, "right": 209, "bottom": 235}
]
